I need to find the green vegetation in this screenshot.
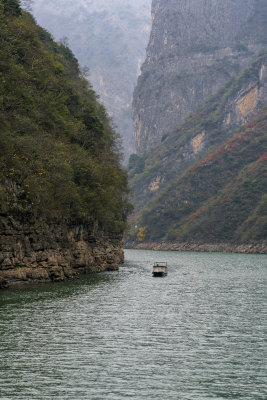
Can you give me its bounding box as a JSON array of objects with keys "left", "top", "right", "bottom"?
[
  {"left": 189, "top": 42, "right": 219, "bottom": 54},
  {"left": 128, "top": 154, "right": 145, "bottom": 174},
  {"left": 235, "top": 42, "right": 249, "bottom": 53},
  {"left": 0, "top": 0, "right": 132, "bottom": 233}
]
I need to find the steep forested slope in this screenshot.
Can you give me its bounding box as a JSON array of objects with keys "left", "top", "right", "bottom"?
[
  {"left": 139, "top": 109, "right": 267, "bottom": 243},
  {"left": 0, "top": 0, "right": 132, "bottom": 287},
  {"left": 128, "top": 52, "right": 267, "bottom": 250}
]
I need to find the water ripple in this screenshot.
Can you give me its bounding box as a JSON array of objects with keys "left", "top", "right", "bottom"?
[{"left": 0, "top": 250, "right": 266, "bottom": 399}]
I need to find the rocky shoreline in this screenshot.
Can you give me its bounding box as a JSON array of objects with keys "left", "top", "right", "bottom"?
[
  {"left": 126, "top": 241, "right": 267, "bottom": 254},
  {"left": 0, "top": 215, "right": 124, "bottom": 289}
]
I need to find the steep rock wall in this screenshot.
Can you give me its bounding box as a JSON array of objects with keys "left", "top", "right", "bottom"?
[
  {"left": 0, "top": 215, "right": 123, "bottom": 289},
  {"left": 130, "top": 55, "right": 267, "bottom": 215},
  {"left": 133, "top": 0, "right": 267, "bottom": 154}
]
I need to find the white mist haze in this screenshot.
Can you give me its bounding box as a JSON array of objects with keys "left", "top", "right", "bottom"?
[{"left": 30, "top": 0, "right": 152, "bottom": 160}]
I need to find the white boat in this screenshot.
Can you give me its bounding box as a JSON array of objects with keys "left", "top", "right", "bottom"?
[{"left": 153, "top": 261, "right": 167, "bottom": 277}]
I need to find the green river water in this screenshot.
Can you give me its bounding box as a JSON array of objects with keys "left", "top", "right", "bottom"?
[{"left": 0, "top": 249, "right": 266, "bottom": 399}]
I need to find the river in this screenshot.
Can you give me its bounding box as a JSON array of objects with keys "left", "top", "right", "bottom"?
[{"left": 0, "top": 249, "right": 266, "bottom": 399}]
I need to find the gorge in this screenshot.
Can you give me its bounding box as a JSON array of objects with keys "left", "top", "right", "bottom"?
[{"left": 31, "top": 0, "right": 152, "bottom": 160}]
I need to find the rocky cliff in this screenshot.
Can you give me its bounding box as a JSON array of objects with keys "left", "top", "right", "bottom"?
[
  {"left": 0, "top": 0, "right": 131, "bottom": 288},
  {"left": 130, "top": 53, "right": 267, "bottom": 213},
  {"left": 0, "top": 215, "right": 123, "bottom": 289},
  {"left": 128, "top": 52, "right": 267, "bottom": 250},
  {"left": 133, "top": 0, "right": 267, "bottom": 154}
]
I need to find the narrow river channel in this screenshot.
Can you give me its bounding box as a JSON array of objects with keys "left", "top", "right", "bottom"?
[{"left": 0, "top": 249, "right": 266, "bottom": 399}]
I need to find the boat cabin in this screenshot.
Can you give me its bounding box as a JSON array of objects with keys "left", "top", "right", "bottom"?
[{"left": 153, "top": 261, "right": 167, "bottom": 277}]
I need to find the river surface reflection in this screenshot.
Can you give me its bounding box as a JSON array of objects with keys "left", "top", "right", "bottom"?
[{"left": 0, "top": 249, "right": 266, "bottom": 399}]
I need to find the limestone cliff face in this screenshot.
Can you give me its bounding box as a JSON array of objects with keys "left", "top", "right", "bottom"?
[
  {"left": 0, "top": 215, "right": 123, "bottom": 289},
  {"left": 129, "top": 53, "right": 267, "bottom": 221},
  {"left": 133, "top": 0, "right": 267, "bottom": 154}
]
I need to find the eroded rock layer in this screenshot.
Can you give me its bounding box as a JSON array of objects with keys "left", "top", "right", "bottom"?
[{"left": 0, "top": 215, "right": 123, "bottom": 288}]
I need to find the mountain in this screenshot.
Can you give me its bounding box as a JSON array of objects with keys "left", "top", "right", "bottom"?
[
  {"left": 0, "top": 0, "right": 132, "bottom": 288},
  {"left": 128, "top": 49, "right": 267, "bottom": 251},
  {"left": 30, "top": 0, "right": 152, "bottom": 160},
  {"left": 133, "top": 0, "right": 267, "bottom": 154}
]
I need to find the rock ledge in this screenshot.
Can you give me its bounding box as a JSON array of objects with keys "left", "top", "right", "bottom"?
[{"left": 0, "top": 215, "right": 123, "bottom": 289}]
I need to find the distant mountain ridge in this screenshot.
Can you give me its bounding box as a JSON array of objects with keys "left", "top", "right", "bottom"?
[{"left": 31, "top": 0, "right": 152, "bottom": 160}]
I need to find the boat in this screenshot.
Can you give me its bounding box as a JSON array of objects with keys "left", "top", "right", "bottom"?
[{"left": 153, "top": 261, "right": 167, "bottom": 277}]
